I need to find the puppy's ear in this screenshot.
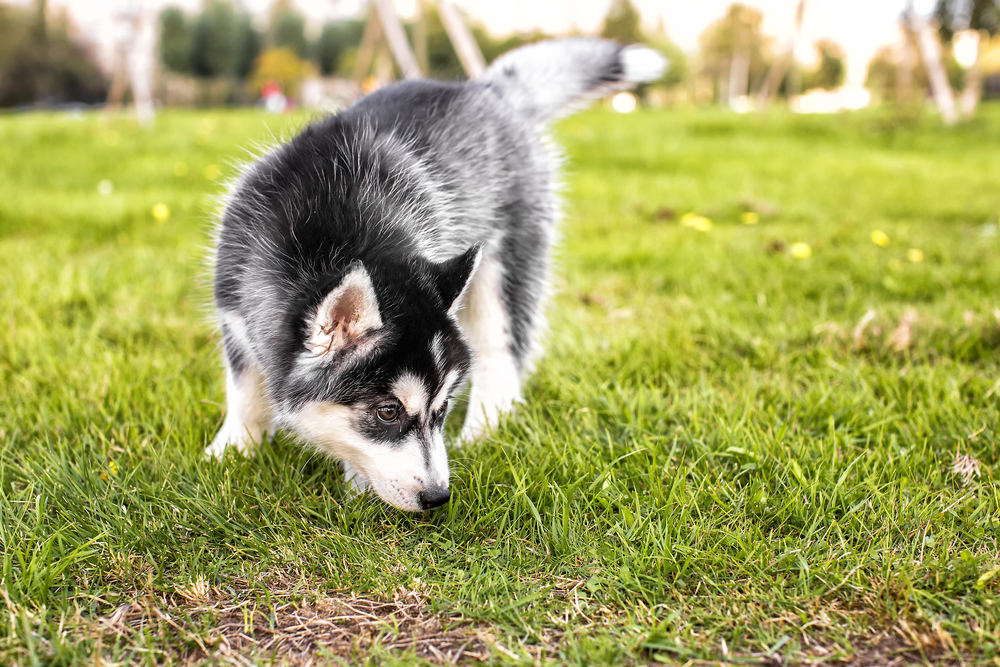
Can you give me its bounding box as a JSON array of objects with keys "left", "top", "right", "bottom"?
[
  {"left": 435, "top": 244, "right": 483, "bottom": 313},
  {"left": 308, "top": 263, "right": 383, "bottom": 358}
]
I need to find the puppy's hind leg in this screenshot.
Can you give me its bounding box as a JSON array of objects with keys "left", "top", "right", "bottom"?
[{"left": 206, "top": 317, "right": 272, "bottom": 458}]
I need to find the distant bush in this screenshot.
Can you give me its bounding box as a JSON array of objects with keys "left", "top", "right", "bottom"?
[
  {"left": 802, "top": 39, "right": 846, "bottom": 91},
  {"left": 250, "top": 47, "right": 314, "bottom": 99}
]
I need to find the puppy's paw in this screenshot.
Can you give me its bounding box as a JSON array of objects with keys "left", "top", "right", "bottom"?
[
  {"left": 458, "top": 422, "right": 485, "bottom": 446},
  {"left": 205, "top": 425, "right": 259, "bottom": 459}
]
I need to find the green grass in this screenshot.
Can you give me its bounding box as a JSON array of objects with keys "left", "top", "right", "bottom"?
[{"left": 1, "top": 105, "right": 999, "bottom": 665}]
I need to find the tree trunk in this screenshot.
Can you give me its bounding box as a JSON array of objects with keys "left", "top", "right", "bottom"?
[
  {"left": 898, "top": 28, "right": 914, "bottom": 104},
  {"left": 959, "top": 32, "right": 983, "bottom": 119},
  {"left": 758, "top": 0, "right": 806, "bottom": 107},
  {"left": 129, "top": 6, "right": 156, "bottom": 126},
  {"left": 729, "top": 47, "right": 750, "bottom": 110},
  {"left": 906, "top": 8, "right": 958, "bottom": 125},
  {"left": 353, "top": 5, "right": 382, "bottom": 85}
]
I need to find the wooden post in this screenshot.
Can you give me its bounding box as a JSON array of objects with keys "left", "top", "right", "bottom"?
[
  {"left": 415, "top": 0, "right": 428, "bottom": 75},
  {"left": 372, "top": 0, "right": 422, "bottom": 79},
  {"left": 436, "top": 0, "right": 486, "bottom": 78},
  {"left": 353, "top": 5, "right": 382, "bottom": 85},
  {"left": 905, "top": 5, "right": 958, "bottom": 125}
]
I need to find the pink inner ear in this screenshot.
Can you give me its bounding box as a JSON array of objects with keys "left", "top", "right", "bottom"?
[{"left": 308, "top": 268, "right": 383, "bottom": 358}]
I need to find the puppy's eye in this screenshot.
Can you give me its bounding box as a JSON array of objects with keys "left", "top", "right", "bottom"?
[
  {"left": 375, "top": 404, "right": 400, "bottom": 423},
  {"left": 438, "top": 399, "right": 449, "bottom": 414}
]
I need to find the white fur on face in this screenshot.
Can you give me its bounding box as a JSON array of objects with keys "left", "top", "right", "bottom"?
[
  {"left": 392, "top": 373, "right": 428, "bottom": 417},
  {"left": 290, "top": 402, "right": 449, "bottom": 512},
  {"left": 308, "top": 266, "right": 383, "bottom": 358},
  {"left": 431, "top": 369, "right": 460, "bottom": 413},
  {"left": 430, "top": 333, "right": 446, "bottom": 372}
]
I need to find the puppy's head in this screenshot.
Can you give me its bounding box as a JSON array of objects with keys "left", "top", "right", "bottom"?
[{"left": 284, "top": 245, "right": 481, "bottom": 511}]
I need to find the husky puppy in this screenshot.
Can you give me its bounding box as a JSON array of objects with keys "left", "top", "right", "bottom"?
[{"left": 207, "top": 38, "right": 665, "bottom": 511}]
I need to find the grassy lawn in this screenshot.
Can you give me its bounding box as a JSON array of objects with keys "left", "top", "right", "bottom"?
[{"left": 1, "top": 104, "right": 999, "bottom": 666}]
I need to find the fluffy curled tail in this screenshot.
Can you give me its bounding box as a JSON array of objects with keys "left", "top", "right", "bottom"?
[{"left": 482, "top": 38, "right": 667, "bottom": 124}]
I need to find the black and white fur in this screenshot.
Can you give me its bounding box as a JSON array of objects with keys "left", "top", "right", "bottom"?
[{"left": 207, "top": 38, "right": 666, "bottom": 512}]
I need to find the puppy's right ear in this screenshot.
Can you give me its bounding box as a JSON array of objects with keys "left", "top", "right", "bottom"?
[
  {"left": 435, "top": 244, "right": 483, "bottom": 314},
  {"left": 307, "top": 263, "right": 383, "bottom": 358}
]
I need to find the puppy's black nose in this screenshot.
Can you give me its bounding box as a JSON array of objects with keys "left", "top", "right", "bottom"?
[{"left": 419, "top": 487, "right": 451, "bottom": 510}]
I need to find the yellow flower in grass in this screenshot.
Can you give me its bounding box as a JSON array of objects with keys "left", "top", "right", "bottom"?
[
  {"left": 681, "top": 213, "right": 712, "bottom": 232},
  {"left": 101, "top": 460, "right": 119, "bottom": 481},
  {"left": 871, "top": 230, "right": 890, "bottom": 247},
  {"left": 741, "top": 211, "right": 759, "bottom": 225},
  {"left": 204, "top": 164, "right": 221, "bottom": 180},
  {"left": 906, "top": 248, "right": 924, "bottom": 263},
  {"left": 791, "top": 242, "right": 812, "bottom": 259},
  {"left": 152, "top": 203, "right": 170, "bottom": 223}
]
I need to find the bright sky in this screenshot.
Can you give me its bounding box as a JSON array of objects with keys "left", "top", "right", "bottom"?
[{"left": 32, "top": 0, "right": 923, "bottom": 85}]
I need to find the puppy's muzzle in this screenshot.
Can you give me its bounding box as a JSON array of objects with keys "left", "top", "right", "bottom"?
[{"left": 418, "top": 486, "right": 451, "bottom": 510}]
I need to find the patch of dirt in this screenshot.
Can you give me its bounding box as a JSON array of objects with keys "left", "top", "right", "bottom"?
[
  {"left": 85, "top": 580, "right": 489, "bottom": 665},
  {"left": 797, "top": 621, "right": 969, "bottom": 667}
]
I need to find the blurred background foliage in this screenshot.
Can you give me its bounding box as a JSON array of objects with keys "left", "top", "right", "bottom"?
[
  {"left": 0, "top": 0, "right": 106, "bottom": 107},
  {"left": 1, "top": 0, "right": 999, "bottom": 112}
]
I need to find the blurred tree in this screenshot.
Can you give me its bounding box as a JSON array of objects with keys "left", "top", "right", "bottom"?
[
  {"left": 234, "top": 13, "right": 262, "bottom": 79},
  {"left": 866, "top": 45, "right": 901, "bottom": 101},
  {"left": 271, "top": 6, "right": 308, "bottom": 58},
  {"left": 0, "top": 0, "right": 106, "bottom": 107},
  {"left": 159, "top": 7, "right": 190, "bottom": 73},
  {"left": 316, "top": 19, "right": 365, "bottom": 76},
  {"left": 935, "top": 0, "right": 999, "bottom": 43},
  {"left": 600, "top": 0, "right": 644, "bottom": 44},
  {"left": 865, "top": 41, "right": 930, "bottom": 103},
  {"left": 189, "top": 1, "right": 238, "bottom": 78},
  {"left": 698, "top": 4, "right": 772, "bottom": 104},
  {"left": 934, "top": 0, "right": 1000, "bottom": 115},
  {"left": 0, "top": 4, "right": 31, "bottom": 72},
  {"left": 251, "top": 46, "right": 314, "bottom": 99},
  {"left": 646, "top": 20, "right": 688, "bottom": 89},
  {"left": 803, "top": 39, "right": 846, "bottom": 90}
]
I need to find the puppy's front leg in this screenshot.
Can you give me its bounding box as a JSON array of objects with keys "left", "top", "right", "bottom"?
[
  {"left": 342, "top": 462, "right": 371, "bottom": 495},
  {"left": 458, "top": 254, "right": 523, "bottom": 442},
  {"left": 206, "top": 363, "right": 271, "bottom": 458}
]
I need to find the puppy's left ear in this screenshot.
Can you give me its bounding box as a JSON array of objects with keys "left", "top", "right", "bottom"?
[
  {"left": 307, "top": 262, "right": 383, "bottom": 358},
  {"left": 435, "top": 244, "right": 483, "bottom": 313}
]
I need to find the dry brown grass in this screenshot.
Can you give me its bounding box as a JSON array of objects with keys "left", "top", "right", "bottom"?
[
  {"left": 81, "top": 577, "right": 489, "bottom": 665},
  {"left": 42, "top": 580, "right": 979, "bottom": 666}
]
